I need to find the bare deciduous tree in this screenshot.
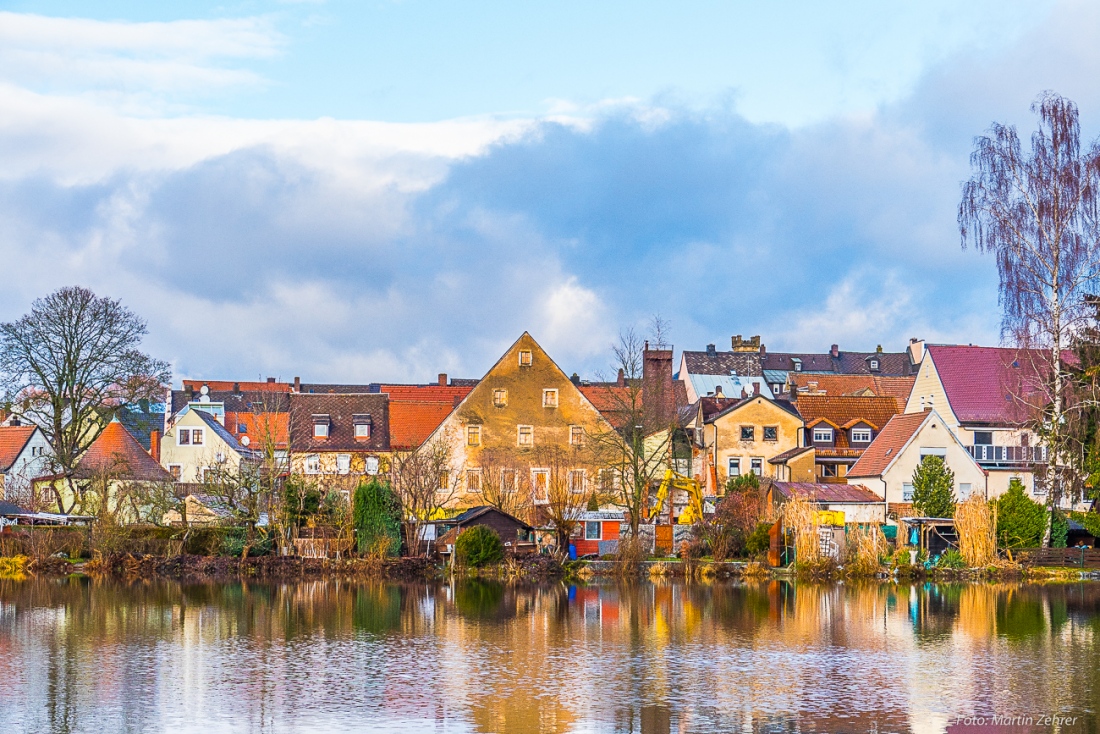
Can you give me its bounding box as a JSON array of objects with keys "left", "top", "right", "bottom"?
[
  {"left": 0, "top": 287, "right": 170, "bottom": 512},
  {"left": 532, "top": 444, "right": 590, "bottom": 557},
  {"left": 960, "top": 92, "right": 1100, "bottom": 540},
  {"left": 390, "top": 439, "right": 460, "bottom": 555},
  {"left": 474, "top": 447, "right": 533, "bottom": 520}
]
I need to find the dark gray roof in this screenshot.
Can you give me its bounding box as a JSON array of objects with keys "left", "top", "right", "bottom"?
[
  {"left": 447, "top": 505, "right": 533, "bottom": 530},
  {"left": 116, "top": 405, "right": 165, "bottom": 450},
  {"left": 762, "top": 351, "right": 915, "bottom": 376},
  {"left": 0, "top": 500, "right": 28, "bottom": 516},
  {"left": 191, "top": 410, "right": 260, "bottom": 458},
  {"left": 681, "top": 351, "right": 763, "bottom": 377},
  {"left": 170, "top": 389, "right": 290, "bottom": 416}
]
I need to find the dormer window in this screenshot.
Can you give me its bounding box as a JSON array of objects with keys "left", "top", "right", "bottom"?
[
  {"left": 312, "top": 414, "right": 330, "bottom": 439},
  {"left": 869, "top": 358, "right": 880, "bottom": 371},
  {"left": 813, "top": 427, "right": 833, "bottom": 443},
  {"left": 519, "top": 350, "right": 533, "bottom": 367},
  {"left": 792, "top": 358, "right": 802, "bottom": 372},
  {"left": 353, "top": 414, "right": 372, "bottom": 439},
  {"left": 851, "top": 428, "right": 872, "bottom": 443}
]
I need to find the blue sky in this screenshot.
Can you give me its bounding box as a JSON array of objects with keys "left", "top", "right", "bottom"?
[{"left": 0, "top": 1, "right": 1095, "bottom": 382}]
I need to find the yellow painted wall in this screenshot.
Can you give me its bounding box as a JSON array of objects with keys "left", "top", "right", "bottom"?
[{"left": 704, "top": 396, "right": 804, "bottom": 488}]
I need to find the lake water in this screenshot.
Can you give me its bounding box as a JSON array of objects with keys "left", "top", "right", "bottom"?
[{"left": 1, "top": 577, "right": 1098, "bottom": 733}]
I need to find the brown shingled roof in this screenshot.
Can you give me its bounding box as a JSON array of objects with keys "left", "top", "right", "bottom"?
[
  {"left": 289, "top": 393, "right": 390, "bottom": 452},
  {"left": 770, "top": 481, "right": 882, "bottom": 503},
  {"left": 847, "top": 412, "right": 930, "bottom": 477},
  {"left": 791, "top": 374, "right": 916, "bottom": 401},
  {"left": 796, "top": 395, "right": 901, "bottom": 441}
]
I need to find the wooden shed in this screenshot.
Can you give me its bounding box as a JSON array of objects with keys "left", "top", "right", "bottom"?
[
  {"left": 436, "top": 506, "right": 536, "bottom": 557},
  {"left": 572, "top": 511, "right": 624, "bottom": 557}
]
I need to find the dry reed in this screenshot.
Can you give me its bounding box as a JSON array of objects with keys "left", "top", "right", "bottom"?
[
  {"left": 955, "top": 495, "right": 996, "bottom": 568},
  {"left": 845, "top": 525, "right": 887, "bottom": 576},
  {"left": 782, "top": 494, "right": 820, "bottom": 565},
  {"left": 0, "top": 555, "right": 28, "bottom": 579}
]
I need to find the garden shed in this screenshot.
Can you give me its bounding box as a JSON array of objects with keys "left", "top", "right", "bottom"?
[{"left": 435, "top": 506, "right": 536, "bottom": 557}]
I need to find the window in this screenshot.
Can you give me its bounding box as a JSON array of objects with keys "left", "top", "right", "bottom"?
[
  {"left": 920, "top": 448, "right": 947, "bottom": 459},
  {"left": 312, "top": 415, "right": 330, "bottom": 439},
  {"left": 501, "top": 469, "right": 516, "bottom": 493},
  {"left": 493, "top": 389, "right": 507, "bottom": 407},
  {"left": 569, "top": 469, "right": 586, "bottom": 494},
  {"left": 763, "top": 426, "right": 778, "bottom": 442},
  {"left": 518, "top": 349, "right": 533, "bottom": 367},
  {"left": 177, "top": 428, "right": 191, "bottom": 445},
  {"left": 585, "top": 521, "right": 601, "bottom": 541},
  {"left": 820, "top": 464, "right": 838, "bottom": 478},
  {"left": 973, "top": 431, "right": 993, "bottom": 445},
  {"left": 959, "top": 483, "right": 972, "bottom": 499},
  {"left": 750, "top": 458, "right": 763, "bottom": 476},
  {"left": 439, "top": 472, "right": 450, "bottom": 490},
  {"left": 305, "top": 454, "right": 321, "bottom": 474},
  {"left": 740, "top": 426, "right": 755, "bottom": 441},
  {"left": 570, "top": 425, "right": 584, "bottom": 445},
  {"left": 869, "top": 359, "right": 880, "bottom": 371},
  {"left": 168, "top": 464, "right": 182, "bottom": 480},
  {"left": 188, "top": 428, "right": 204, "bottom": 446},
  {"left": 517, "top": 425, "right": 534, "bottom": 446},
  {"left": 851, "top": 428, "right": 872, "bottom": 443},
  {"left": 599, "top": 469, "right": 614, "bottom": 492},
  {"left": 793, "top": 360, "right": 802, "bottom": 372},
  {"left": 727, "top": 457, "right": 741, "bottom": 477},
  {"left": 467, "top": 425, "right": 482, "bottom": 446},
  {"left": 202, "top": 467, "right": 217, "bottom": 483},
  {"left": 467, "top": 469, "right": 482, "bottom": 491},
  {"left": 353, "top": 414, "right": 372, "bottom": 439},
  {"left": 902, "top": 483, "right": 914, "bottom": 502},
  {"left": 237, "top": 423, "right": 247, "bottom": 434},
  {"left": 813, "top": 427, "right": 833, "bottom": 443},
  {"left": 336, "top": 454, "right": 351, "bottom": 475},
  {"left": 531, "top": 469, "right": 548, "bottom": 501},
  {"left": 365, "top": 456, "right": 379, "bottom": 475},
  {"left": 543, "top": 389, "right": 559, "bottom": 408}
]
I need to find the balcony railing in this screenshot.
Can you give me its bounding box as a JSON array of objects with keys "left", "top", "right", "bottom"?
[{"left": 966, "top": 445, "right": 1047, "bottom": 466}]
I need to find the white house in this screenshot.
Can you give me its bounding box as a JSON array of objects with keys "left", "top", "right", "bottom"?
[{"left": 0, "top": 425, "right": 54, "bottom": 505}]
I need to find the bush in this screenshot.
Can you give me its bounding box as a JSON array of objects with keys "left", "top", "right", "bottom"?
[
  {"left": 1052, "top": 510, "right": 1069, "bottom": 548},
  {"left": 454, "top": 525, "right": 504, "bottom": 567},
  {"left": 744, "top": 522, "right": 772, "bottom": 557},
  {"left": 995, "top": 479, "right": 1047, "bottom": 549},
  {"left": 911, "top": 455, "right": 955, "bottom": 518},
  {"left": 353, "top": 478, "right": 402, "bottom": 556},
  {"left": 221, "top": 528, "right": 274, "bottom": 558},
  {"left": 937, "top": 549, "right": 966, "bottom": 569},
  {"left": 725, "top": 472, "right": 760, "bottom": 494}
]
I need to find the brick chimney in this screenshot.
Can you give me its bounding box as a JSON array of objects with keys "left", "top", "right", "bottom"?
[
  {"left": 753, "top": 382, "right": 761, "bottom": 395},
  {"left": 642, "top": 341, "right": 675, "bottom": 430},
  {"left": 617, "top": 368, "right": 626, "bottom": 387},
  {"left": 150, "top": 430, "right": 161, "bottom": 462},
  {"left": 293, "top": 376, "right": 301, "bottom": 392},
  {"left": 438, "top": 373, "right": 448, "bottom": 386},
  {"left": 267, "top": 377, "right": 275, "bottom": 384}
]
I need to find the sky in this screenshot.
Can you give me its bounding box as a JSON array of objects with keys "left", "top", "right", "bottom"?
[{"left": 1, "top": 0, "right": 1098, "bottom": 383}]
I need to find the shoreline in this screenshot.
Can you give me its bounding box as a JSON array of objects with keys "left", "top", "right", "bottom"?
[{"left": 6, "top": 554, "right": 1100, "bottom": 584}]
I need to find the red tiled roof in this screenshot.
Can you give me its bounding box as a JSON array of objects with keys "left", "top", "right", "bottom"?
[
  {"left": 774, "top": 481, "right": 884, "bottom": 506},
  {"left": 75, "top": 421, "right": 174, "bottom": 482},
  {"left": 224, "top": 410, "right": 289, "bottom": 449},
  {"left": 791, "top": 374, "right": 916, "bottom": 401},
  {"left": 579, "top": 385, "right": 637, "bottom": 428},
  {"left": 770, "top": 481, "right": 883, "bottom": 503},
  {"left": 847, "top": 412, "right": 929, "bottom": 477},
  {"left": 926, "top": 345, "right": 1072, "bottom": 425},
  {"left": 796, "top": 396, "right": 901, "bottom": 438},
  {"left": 389, "top": 401, "right": 455, "bottom": 450},
  {"left": 0, "top": 426, "right": 36, "bottom": 472},
  {"left": 381, "top": 385, "right": 474, "bottom": 402}
]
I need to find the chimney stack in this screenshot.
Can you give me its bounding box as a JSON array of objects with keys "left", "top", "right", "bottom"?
[
  {"left": 267, "top": 377, "right": 275, "bottom": 384},
  {"left": 714, "top": 385, "right": 724, "bottom": 398},
  {"left": 830, "top": 344, "right": 839, "bottom": 358},
  {"left": 150, "top": 430, "right": 161, "bottom": 462},
  {"left": 617, "top": 368, "right": 626, "bottom": 387},
  {"left": 438, "top": 373, "right": 448, "bottom": 386},
  {"left": 706, "top": 343, "right": 717, "bottom": 357},
  {"left": 293, "top": 376, "right": 301, "bottom": 392},
  {"left": 753, "top": 382, "right": 761, "bottom": 395}
]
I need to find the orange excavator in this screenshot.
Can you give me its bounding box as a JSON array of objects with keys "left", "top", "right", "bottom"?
[{"left": 646, "top": 469, "right": 705, "bottom": 525}]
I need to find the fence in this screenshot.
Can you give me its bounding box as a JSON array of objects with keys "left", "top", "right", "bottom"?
[{"left": 1016, "top": 547, "right": 1100, "bottom": 568}]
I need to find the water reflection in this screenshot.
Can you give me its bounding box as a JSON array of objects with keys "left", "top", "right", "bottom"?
[{"left": 1, "top": 577, "right": 1098, "bottom": 733}]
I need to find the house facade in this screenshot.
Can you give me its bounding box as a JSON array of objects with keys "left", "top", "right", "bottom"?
[
  {"left": 427, "top": 332, "right": 614, "bottom": 511},
  {"left": 288, "top": 392, "right": 390, "bottom": 490},
  {"left": 795, "top": 395, "right": 903, "bottom": 482},
  {"left": 0, "top": 425, "right": 53, "bottom": 505},
  {"left": 160, "top": 407, "right": 261, "bottom": 483},
  {"left": 904, "top": 345, "right": 1050, "bottom": 499},
  {"left": 846, "top": 410, "right": 987, "bottom": 510},
  {"left": 694, "top": 394, "right": 810, "bottom": 490}
]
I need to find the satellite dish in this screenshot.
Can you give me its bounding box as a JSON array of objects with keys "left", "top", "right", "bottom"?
[
  {"left": 241, "top": 436, "right": 251, "bottom": 446},
  {"left": 199, "top": 395, "right": 211, "bottom": 403},
  {"left": 200, "top": 385, "right": 209, "bottom": 395}
]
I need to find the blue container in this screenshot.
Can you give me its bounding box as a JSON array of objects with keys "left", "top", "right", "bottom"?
[{"left": 568, "top": 543, "right": 577, "bottom": 560}]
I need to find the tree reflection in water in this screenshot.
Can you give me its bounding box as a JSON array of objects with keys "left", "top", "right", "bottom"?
[{"left": 0, "top": 577, "right": 1098, "bottom": 733}]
